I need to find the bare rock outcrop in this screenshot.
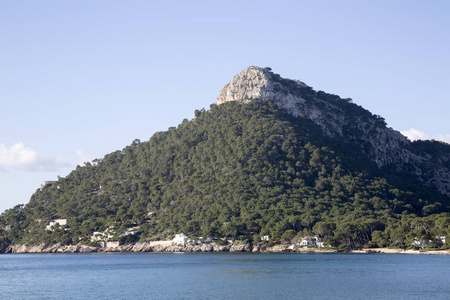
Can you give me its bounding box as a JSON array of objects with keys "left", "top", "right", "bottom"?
[
  {"left": 229, "top": 243, "right": 252, "bottom": 252},
  {"left": 6, "top": 243, "right": 47, "bottom": 253},
  {"left": 5, "top": 243, "right": 99, "bottom": 254}
]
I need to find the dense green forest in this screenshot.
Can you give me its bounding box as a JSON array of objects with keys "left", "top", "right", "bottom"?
[{"left": 1, "top": 99, "right": 450, "bottom": 251}]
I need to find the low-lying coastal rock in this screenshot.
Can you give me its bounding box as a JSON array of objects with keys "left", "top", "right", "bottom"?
[
  {"left": 5, "top": 242, "right": 448, "bottom": 255},
  {"left": 5, "top": 243, "right": 98, "bottom": 253},
  {"left": 4, "top": 242, "right": 253, "bottom": 254}
]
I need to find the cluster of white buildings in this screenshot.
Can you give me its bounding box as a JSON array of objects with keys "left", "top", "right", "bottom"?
[
  {"left": 260, "top": 235, "right": 325, "bottom": 248},
  {"left": 40, "top": 218, "right": 450, "bottom": 251},
  {"left": 90, "top": 226, "right": 140, "bottom": 243},
  {"left": 39, "top": 216, "right": 449, "bottom": 251}
]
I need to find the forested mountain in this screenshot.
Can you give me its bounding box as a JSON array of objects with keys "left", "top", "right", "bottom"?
[{"left": 1, "top": 67, "right": 450, "bottom": 251}]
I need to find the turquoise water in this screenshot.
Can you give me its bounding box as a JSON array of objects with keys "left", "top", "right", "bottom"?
[{"left": 1, "top": 253, "right": 449, "bottom": 299}]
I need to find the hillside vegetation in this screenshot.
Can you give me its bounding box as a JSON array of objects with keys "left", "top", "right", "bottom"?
[{"left": 1, "top": 98, "right": 450, "bottom": 251}]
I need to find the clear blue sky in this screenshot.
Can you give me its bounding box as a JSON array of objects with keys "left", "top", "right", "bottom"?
[{"left": 1, "top": 0, "right": 449, "bottom": 212}]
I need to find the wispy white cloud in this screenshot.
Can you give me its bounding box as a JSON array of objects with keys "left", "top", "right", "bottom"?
[
  {"left": 0, "top": 142, "right": 36, "bottom": 169},
  {"left": 400, "top": 129, "right": 429, "bottom": 141},
  {"left": 401, "top": 129, "right": 450, "bottom": 144},
  {"left": 0, "top": 142, "right": 69, "bottom": 171},
  {"left": 76, "top": 149, "right": 94, "bottom": 165}
]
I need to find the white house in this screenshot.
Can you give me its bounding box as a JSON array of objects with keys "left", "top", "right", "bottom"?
[
  {"left": 412, "top": 236, "right": 447, "bottom": 248},
  {"left": 91, "top": 232, "right": 104, "bottom": 242},
  {"left": 91, "top": 231, "right": 115, "bottom": 242},
  {"left": 316, "top": 239, "right": 325, "bottom": 248},
  {"left": 123, "top": 230, "right": 139, "bottom": 236},
  {"left": 299, "top": 236, "right": 324, "bottom": 248},
  {"left": 188, "top": 237, "right": 213, "bottom": 245},
  {"left": 173, "top": 233, "right": 189, "bottom": 245},
  {"left": 46, "top": 219, "right": 67, "bottom": 231},
  {"left": 123, "top": 226, "right": 140, "bottom": 236},
  {"left": 202, "top": 237, "right": 213, "bottom": 243},
  {"left": 40, "top": 181, "right": 59, "bottom": 191},
  {"left": 91, "top": 226, "right": 117, "bottom": 242},
  {"left": 411, "top": 238, "right": 429, "bottom": 249},
  {"left": 261, "top": 235, "right": 270, "bottom": 242}
]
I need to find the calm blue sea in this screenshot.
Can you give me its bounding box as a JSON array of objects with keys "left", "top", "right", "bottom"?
[{"left": 0, "top": 253, "right": 449, "bottom": 299}]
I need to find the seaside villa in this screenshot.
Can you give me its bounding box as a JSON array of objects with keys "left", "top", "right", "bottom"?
[
  {"left": 299, "top": 236, "right": 324, "bottom": 248},
  {"left": 172, "top": 233, "right": 189, "bottom": 245}
]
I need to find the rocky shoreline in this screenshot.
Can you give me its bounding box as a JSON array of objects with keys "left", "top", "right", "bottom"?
[
  {"left": 4, "top": 242, "right": 332, "bottom": 254},
  {"left": 3, "top": 242, "right": 449, "bottom": 255}
]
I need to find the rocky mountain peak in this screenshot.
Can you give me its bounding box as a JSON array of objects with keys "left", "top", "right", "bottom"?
[
  {"left": 216, "top": 66, "right": 450, "bottom": 196},
  {"left": 216, "top": 66, "right": 405, "bottom": 143},
  {"left": 217, "top": 66, "right": 308, "bottom": 106}
]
